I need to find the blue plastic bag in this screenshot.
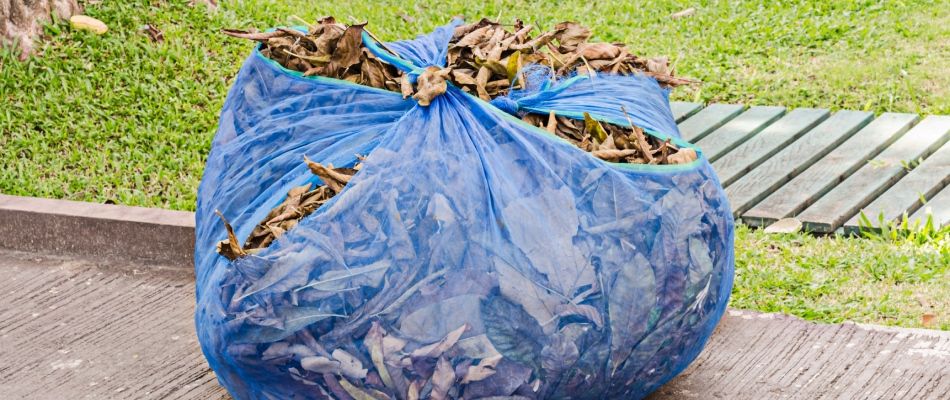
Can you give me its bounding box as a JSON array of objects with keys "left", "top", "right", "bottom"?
[{"left": 196, "top": 20, "right": 734, "bottom": 399}]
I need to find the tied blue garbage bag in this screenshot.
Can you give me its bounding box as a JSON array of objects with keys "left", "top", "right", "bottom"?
[{"left": 196, "top": 20, "right": 734, "bottom": 400}]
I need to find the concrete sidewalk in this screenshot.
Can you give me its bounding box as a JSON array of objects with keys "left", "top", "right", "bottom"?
[
  {"left": 0, "top": 250, "right": 228, "bottom": 399},
  {"left": 2, "top": 249, "right": 948, "bottom": 399}
]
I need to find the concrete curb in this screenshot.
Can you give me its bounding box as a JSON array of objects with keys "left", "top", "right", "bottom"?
[{"left": 0, "top": 194, "right": 195, "bottom": 268}]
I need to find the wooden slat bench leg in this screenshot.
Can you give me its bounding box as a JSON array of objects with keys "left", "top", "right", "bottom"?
[
  {"left": 670, "top": 102, "right": 704, "bottom": 124},
  {"left": 678, "top": 103, "right": 746, "bottom": 142},
  {"left": 695, "top": 106, "right": 786, "bottom": 163},
  {"left": 712, "top": 109, "right": 830, "bottom": 188},
  {"left": 797, "top": 116, "right": 950, "bottom": 233},
  {"left": 724, "top": 111, "right": 874, "bottom": 219},
  {"left": 742, "top": 113, "right": 919, "bottom": 228}
]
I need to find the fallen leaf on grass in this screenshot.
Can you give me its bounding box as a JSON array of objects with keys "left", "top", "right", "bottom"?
[
  {"left": 70, "top": 15, "right": 108, "bottom": 34},
  {"left": 143, "top": 24, "right": 164, "bottom": 43},
  {"left": 397, "top": 12, "right": 414, "bottom": 22},
  {"left": 923, "top": 313, "right": 936, "bottom": 328},
  {"left": 671, "top": 7, "right": 696, "bottom": 19}
]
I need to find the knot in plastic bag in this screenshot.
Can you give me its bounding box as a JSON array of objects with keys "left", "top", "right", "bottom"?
[
  {"left": 411, "top": 66, "right": 453, "bottom": 106},
  {"left": 488, "top": 96, "right": 520, "bottom": 115}
]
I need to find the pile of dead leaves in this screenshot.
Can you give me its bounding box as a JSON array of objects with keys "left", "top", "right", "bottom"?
[
  {"left": 522, "top": 108, "right": 697, "bottom": 165},
  {"left": 223, "top": 16, "right": 698, "bottom": 167},
  {"left": 225, "top": 17, "right": 695, "bottom": 100},
  {"left": 443, "top": 18, "right": 695, "bottom": 101},
  {"left": 216, "top": 156, "right": 360, "bottom": 261},
  {"left": 226, "top": 321, "right": 536, "bottom": 399},
  {"left": 223, "top": 16, "right": 403, "bottom": 92}
]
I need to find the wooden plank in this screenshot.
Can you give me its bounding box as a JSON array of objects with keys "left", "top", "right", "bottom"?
[
  {"left": 695, "top": 106, "right": 786, "bottom": 162},
  {"left": 797, "top": 116, "right": 950, "bottom": 233},
  {"left": 909, "top": 185, "right": 950, "bottom": 228},
  {"left": 724, "top": 111, "right": 874, "bottom": 219},
  {"left": 677, "top": 103, "right": 746, "bottom": 142},
  {"left": 741, "top": 113, "right": 919, "bottom": 228},
  {"left": 712, "top": 109, "right": 830, "bottom": 188},
  {"left": 670, "top": 102, "right": 703, "bottom": 123},
  {"left": 843, "top": 137, "right": 950, "bottom": 234}
]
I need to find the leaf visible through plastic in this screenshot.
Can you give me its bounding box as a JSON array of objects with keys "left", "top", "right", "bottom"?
[
  {"left": 482, "top": 296, "right": 548, "bottom": 373},
  {"left": 608, "top": 253, "right": 657, "bottom": 374}
]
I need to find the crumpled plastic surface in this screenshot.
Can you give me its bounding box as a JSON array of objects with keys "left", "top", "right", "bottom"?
[{"left": 196, "top": 20, "right": 734, "bottom": 400}]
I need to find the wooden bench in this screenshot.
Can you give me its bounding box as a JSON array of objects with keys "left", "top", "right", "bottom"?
[{"left": 671, "top": 102, "right": 950, "bottom": 233}]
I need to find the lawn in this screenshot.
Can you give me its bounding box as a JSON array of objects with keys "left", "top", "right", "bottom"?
[{"left": 2, "top": 0, "right": 949, "bottom": 328}]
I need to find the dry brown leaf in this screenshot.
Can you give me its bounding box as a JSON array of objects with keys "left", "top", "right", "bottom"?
[
  {"left": 326, "top": 23, "right": 366, "bottom": 78},
  {"left": 300, "top": 356, "right": 341, "bottom": 373},
  {"left": 412, "top": 66, "right": 453, "bottom": 106},
  {"left": 621, "top": 107, "right": 654, "bottom": 163},
  {"left": 923, "top": 313, "right": 937, "bottom": 328},
  {"left": 452, "top": 69, "right": 479, "bottom": 86},
  {"left": 430, "top": 356, "right": 456, "bottom": 400},
  {"left": 461, "top": 364, "right": 496, "bottom": 384},
  {"left": 411, "top": 323, "right": 471, "bottom": 358},
  {"left": 671, "top": 7, "right": 697, "bottom": 19},
  {"left": 365, "top": 322, "right": 394, "bottom": 388},
  {"left": 510, "top": 30, "right": 558, "bottom": 52},
  {"left": 667, "top": 147, "right": 698, "bottom": 164},
  {"left": 460, "top": 354, "right": 503, "bottom": 384},
  {"left": 554, "top": 303, "right": 604, "bottom": 328},
  {"left": 545, "top": 111, "right": 557, "bottom": 134},
  {"left": 455, "top": 26, "right": 491, "bottom": 48},
  {"left": 407, "top": 379, "right": 423, "bottom": 400},
  {"left": 400, "top": 74, "right": 415, "bottom": 99},
  {"left": 590, "top": 149, "right": 639, "bottom": 162},
  {"left": 475, "top": 66, "right": 492, "bottom": 101},
  {"left": 646, "top": 56, "right": 670, "bottom": 75},
  {"left": 313, "top": 23, "right": 345, "bottom": 55},
  {"left": 214, "top": 210, "right": 245, "bottom": 261},
  {"left": 333, "top": 348, "right": 368, "bottom": 379},
  {"left": 304, "top": 155, "right": 352, "bottom": 192},
  {"left": 338, "top": 376, "right": 389, "bottom": 400},
  {"left": 554, "top": 21, "right": 592, "bottom": 52},
  {"left": 221, "top": 28, "right": 289, "bottom": 42},
  {"left": 143, "top": 23, "right": 164, "bottom": 43},
  {"left": 382, "top": 335, "right": 407, "bottom": 357}
]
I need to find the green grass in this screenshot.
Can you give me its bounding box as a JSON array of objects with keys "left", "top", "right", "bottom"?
[
  {"left": 2, "top": 0, "right": 950, "bottom": 329},
  {"left": 733, "top": 224, "right": 950, "bottom": 329}
]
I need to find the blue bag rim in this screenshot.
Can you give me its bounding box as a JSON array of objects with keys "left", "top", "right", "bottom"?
[{"left": 248, "top": 26, "right": 705, "bottom": 173}]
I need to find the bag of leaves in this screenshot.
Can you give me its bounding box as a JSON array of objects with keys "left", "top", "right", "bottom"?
[{"left": 196, "top": 17, "right": 734, "bottom": 400}]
